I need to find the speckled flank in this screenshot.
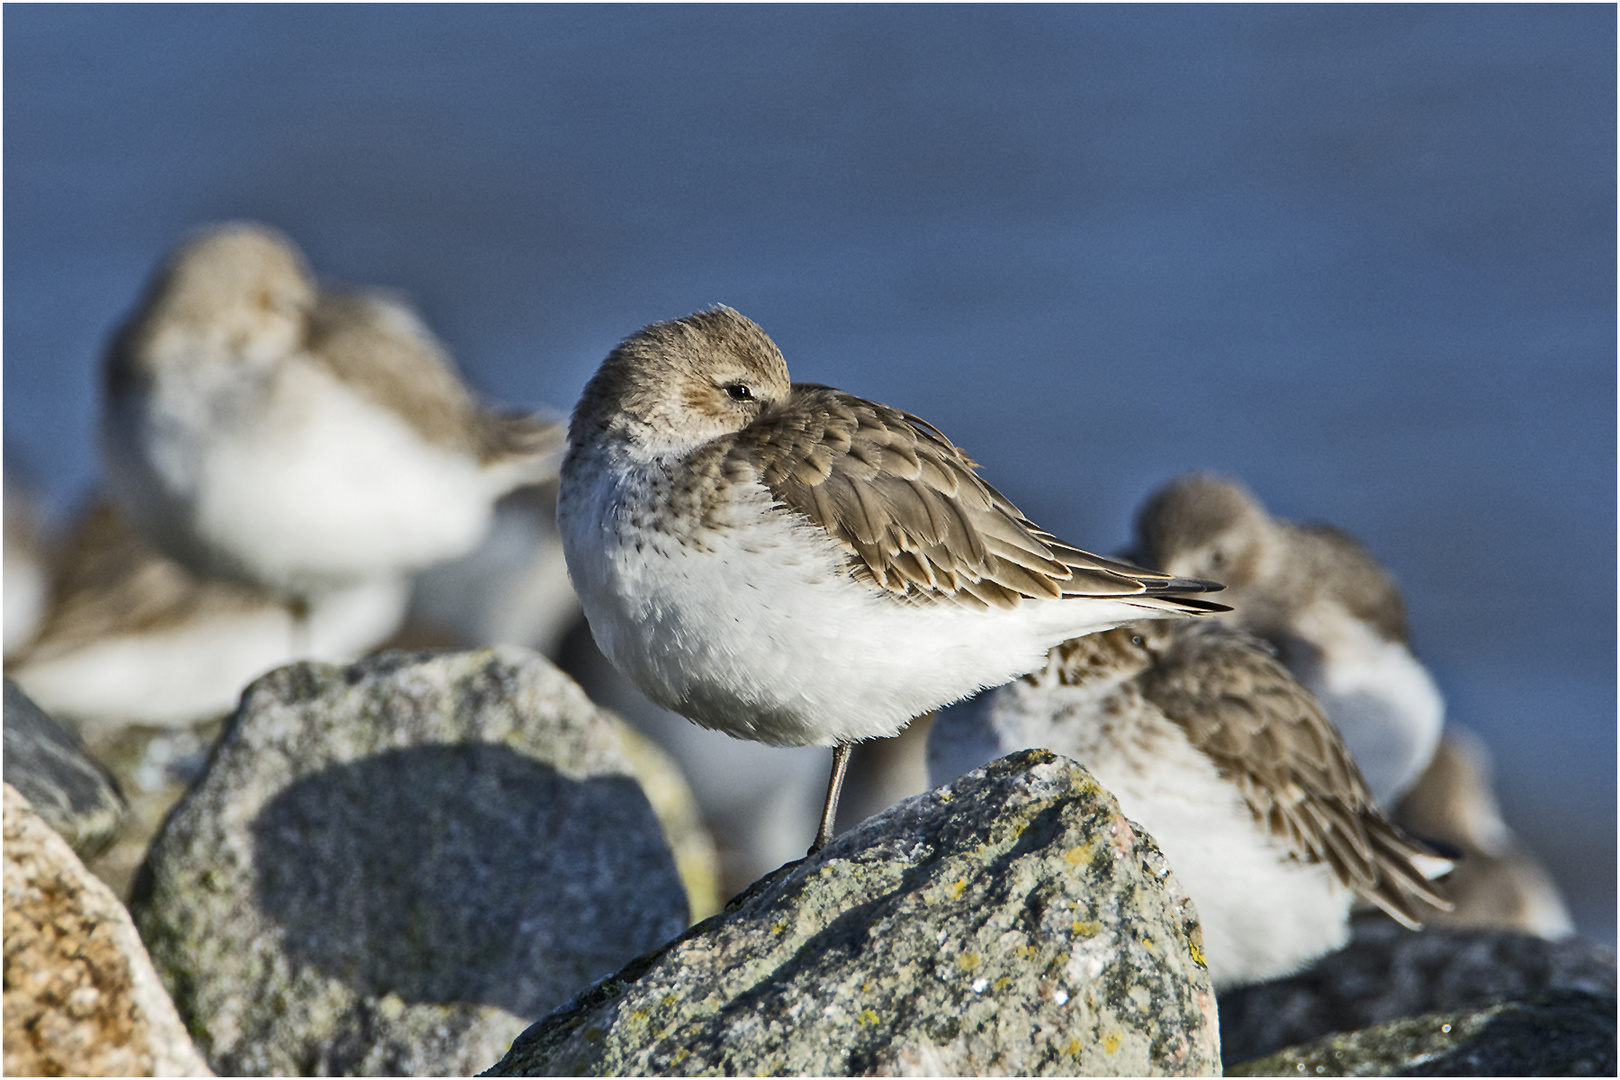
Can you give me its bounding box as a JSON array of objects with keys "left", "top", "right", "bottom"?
[{"left": 486, "top": 750, "right": 1221, "bottom": 1077}]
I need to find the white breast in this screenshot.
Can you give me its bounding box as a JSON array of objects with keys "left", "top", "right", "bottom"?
[
  {"left": 105, "top": 357, "right": 501, "bottom": 594},
  {"left": 1288, "top": 601, "right": 1446, "bottom": 807}
]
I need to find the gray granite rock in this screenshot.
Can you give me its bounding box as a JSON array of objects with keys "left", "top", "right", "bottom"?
[
  {"left": 487, "top": 749, "right": 1220, "bottom": 1077},
  {"left": 3, "top": 784, "right": 211, "bottom": 1077},
  {"left": 130, "top": 647, "right": 690, "bottom": 1077},
  {"left": 3, "top": 678, "right": 126, "bottom": 858},
  {"left": 1227, "top": 989, "right": 1616, "bottom": 1076},
  {"left": 1219, "top": 918, "right": 1617, "bottom": 1066}
]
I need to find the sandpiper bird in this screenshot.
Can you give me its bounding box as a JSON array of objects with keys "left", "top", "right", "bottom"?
[
  {"left": 100, "top": 223, "right": 563, "bottom": 611},
  {"left": 1393, "top": 728, "right": 1573, "bottom": 939},
  {"left": 10, "top": 496, "right": 408, "bottom": 732},
  {"left": 927, "top": 619, "right": 1452, "bottom": 989},
  {"left": 556, "top": 306, "right": 1226, "bottom": 853},
  {"left": 1133, "top": 473, "right": 1444, "bottom": 807}
]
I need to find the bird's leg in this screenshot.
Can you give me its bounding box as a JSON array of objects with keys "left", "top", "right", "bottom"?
[
  {"left": 287, "top": 595, "right": 312, "bottom": 658},
  {"left": 809, "top": 743, "right": 853, "bottom": 855}
]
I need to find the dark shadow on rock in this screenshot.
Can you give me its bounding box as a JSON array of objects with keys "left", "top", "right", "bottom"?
[
  {"left": 250, "top": 744, "right": 687, "bottom": 1020},
  {"left": 1218, "top": 920, "right": 1618, "bottom": 1066}
]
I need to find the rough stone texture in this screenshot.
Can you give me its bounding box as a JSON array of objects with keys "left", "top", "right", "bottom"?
[
  {"left": 3, "top": 783, "right": 211, "bottom": 1076},
  {"left": 487, "top": 749, "right": 1220, "bottom": 1077},
  {"left": 1219, "top": 917, "right": 1617, "bottom": 1066},
  {"left": 130, "top": 647, "right": 691, "bottom": 1077},
  {"left": 79, "top": 715, "right": 224, "bottom": 901},
  {"left": 3, "top": 678, "right": 126, "bottom": 859},
  {"left": 1227, "top": 990, "right": 1616, "bottom": 1076}
]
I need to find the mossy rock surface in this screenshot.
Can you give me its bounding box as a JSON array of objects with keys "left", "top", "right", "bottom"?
[
  {"left": 131, "top": 646, "right": 690, "bottom": 1076},
  {"left": 487, "top": 749, "right": 1220, "bottom": 1077}
]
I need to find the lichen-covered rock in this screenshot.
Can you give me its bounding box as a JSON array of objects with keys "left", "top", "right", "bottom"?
[
  {"left": 487, "top": 749, "right": 1220, "bottom": 1077},
  {"left": 78, "top": 715, "right": 224, "bottom": 901},
  {"left": 3, "top": 783, "right": 211, "bottom": 1077},
  {"left": 130, "top": 647, "right": 691, "bottom": 1076},
  {"left": 3, "top": 678, "right": 126, "bottom": 859},
  {"left": 1227, "top": 989, "right": 1616, "bottom": 1076},
  {"left": 1218, "top": 918, "right": 1617, "bottom": 1066}
]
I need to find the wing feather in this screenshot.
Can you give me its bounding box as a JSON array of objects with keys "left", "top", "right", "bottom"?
[
  {"left": 732, "top": 384, "right": 1224, "bottom": 613},
  {"left": 1139, "top": 622, "right": 1451, "bottom": 922}
]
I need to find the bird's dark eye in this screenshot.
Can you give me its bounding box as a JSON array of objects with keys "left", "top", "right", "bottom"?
[
  {"left": 724, "top": 383, "right": 753, "bottom": 401},
  {"left": 1130, "top": 635, "right": 1144, "bottom": 648}
]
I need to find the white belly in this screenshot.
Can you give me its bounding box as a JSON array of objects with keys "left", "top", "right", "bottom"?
[
  {"left": 559, "top": 459, "right": 1157, "bottom": 747},
  {"left": 105, "top": 360, "right": 498, "bottom": 594}
]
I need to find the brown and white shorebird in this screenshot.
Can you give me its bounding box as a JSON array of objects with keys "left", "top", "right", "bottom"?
[
  {"left": 556, "top": 306, "right": 1227, "bottom": 853},
  {"left": 100, "top": 223, "right": 563, "bottom": 610},
  {"left": 1133, "top": 473, "right": 1445, "bottom": 807},
  {"left": 1393, "top": 728, "right": 1573, "bottom": 939},
  {"left": 927, "top": 619, "right": 1453, "bottom": 989},
  {"left": 9, "top": 497, "right": 408, "bottom": 732}
]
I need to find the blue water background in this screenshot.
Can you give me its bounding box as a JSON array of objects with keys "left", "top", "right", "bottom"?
[{"left": 5, "top": 6, "right": 1614, "bottom": 939}]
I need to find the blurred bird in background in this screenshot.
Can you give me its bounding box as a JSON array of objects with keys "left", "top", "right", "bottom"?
[
  {"left": 1134, "top": 473, "right": 1444, "bottom": 808},
  {"left": 1131, "top": 472, "right": 1570, "bottom": 938},
  {"left": 99, "top": 223, "right": 564, "bottom": 630},
  {"left": 928, "top": 618, "right": 1453, "bottom": 988}
]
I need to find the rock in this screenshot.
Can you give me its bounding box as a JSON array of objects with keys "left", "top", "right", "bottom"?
[
  {"left": 487, "top": 749, "right": 1220, "bottom": 1077},
  {"left": 1227, "top": 989, "right": 1616, "bottom": 1076},
  {"left": 130, "top": 647, "right": 691, "bottom": 1077},
  {"left": 1218, "top": 918, "right": 1617, "bottom": 1066},
  {"left": 3, "top": 783, "right": 211, "bottom": 1076},
  {"left": 3, "top": 679, "right": 126, "bottom": 859},
  {"left": 610, "top": 718, "right": 723, "bottom": 922},
  {"left": 79, "top": 715, "right": 225, "bottom": 901}
]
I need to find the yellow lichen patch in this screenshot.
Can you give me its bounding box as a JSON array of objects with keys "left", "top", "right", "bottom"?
[
  {"left": 938, "top": 790, "right": 955, "bottom": 803},
  {"left": 770, "top": 920, "right": 787, "bottom": 935},
  {"left": 958, "top": 952, "right": 981, "bottom": 973},
  {"left": 994, "top": 976, "right": 1011, "bottom": 991},
  {"left": 1018, "top": 944, "right": 1039, "bottom": 961},
  {"left": 947, "top": 879, "right": 966, "bottom": 900},
  {"left": 1071, "top": 920, "right": 1102, "bottom": 937},
  {"left": 1188, "top": 939, "right": 1206, "bottom": 967},
  {"left": 1064, "top": 845, "right": 1093, "bottom": 866},
  {"left": 1064, "top": 1038, "right": 1082, "bottom": 1056},
  {"left": 1103, "top": 1032, "right": 1122, "bottom": 1055},
  {"left": 859, "top": 1008, "right": 881, "bottom": 1026}
]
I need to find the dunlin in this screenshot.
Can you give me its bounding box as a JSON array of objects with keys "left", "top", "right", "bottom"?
[
  {"left": 100, "top": 223, "right": 563, "bottom": 606},
  {"left": 928, "top": 620, "right": 1452, "bottom": 988},
  {"left": 1393, "top": 728, "right": 1573, "bottom": 938},
  {"left": 1134, "top": 473, "right": 1444, "bottom": 806},
  {"left": 557, "top": 306, "right": 1226, "bottom": 852},
  {"left": 10, "top": 497, "right": 407, "bottom": 731}
]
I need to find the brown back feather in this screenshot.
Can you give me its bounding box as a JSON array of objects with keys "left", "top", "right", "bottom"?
[{"left": 731, "top": 384, "right": 1225, "bottom": 612}]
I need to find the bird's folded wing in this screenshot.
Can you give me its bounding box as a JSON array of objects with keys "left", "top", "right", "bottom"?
[
  {"left": 1139, "top": 622, "right": 1451, "bottom": 926},
  {"left": 732, "top": 383, "right": 1224, "bottom": 612}
]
